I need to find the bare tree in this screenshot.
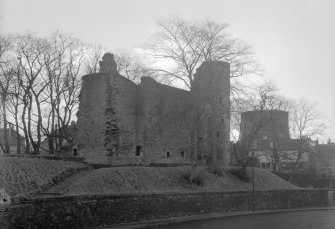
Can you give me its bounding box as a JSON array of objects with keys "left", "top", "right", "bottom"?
[
  {"left": 289, "top": 99, "right": 328, "bottom": 171},
  {"left": 232, "top": 81, "right": 291, "bottom": 172},
  {"left": 84, "top": 45, "right": 104, "bottom": 75},
  {"left": 0, "top": 32, "right": 95, "bottom": 155},
  {"left": 6, "top": 63, "right": 23, "bottom": 154},
  {"left": 14, "top": 34, "right": 51, "bottom": 154},
  {"left": 41, "top": 32, "right": 85, "bottom": 154},
  {"left": 115, "top": 51, "right": 152, "bottom": 84},
  {"left": 0, "top": 34, "right": 14, "bottom": 154},
  {"left": 0, "top": 34, "right": 12, "bottom": 64},
  {"left": 146, "top": 17, "right": 260, "bottom": 171},
  {"left": 146, "top": 18, "right": 260, "bottom": 89}
]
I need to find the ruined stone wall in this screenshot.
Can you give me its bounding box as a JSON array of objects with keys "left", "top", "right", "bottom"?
[
  {"left": 76, "top": 54, "right": 231, "bottom": 165},
  {"left": 110, "top": 75, "right": 139, "bottom": 162},
  {"left": 76, "top": 71, "right": 193, "bottom": 165},
  {"left": 76, "top": 73, "right": 109, "bottom": 163},
  {"left": 76, "top": 54, "right": 141, "bottom": 164},
  {"left": 141, "top": 77, "right": 192, "bottom": 163}
]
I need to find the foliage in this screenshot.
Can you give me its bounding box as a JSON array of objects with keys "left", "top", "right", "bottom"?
[
  {"left": 212, "top": 166, "right": 225, "bottom": 177},
  {"left": 227, "top": 166, "right": 250, "bottom": 182},
  {"left": 180, "top": 168, "right": 204, "bottom": 186}
]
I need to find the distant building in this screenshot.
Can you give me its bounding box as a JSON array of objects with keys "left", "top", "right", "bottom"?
[
  {"left": 0, "top": 125, "right": 25, "bottom": 154},
  {"left": 240, "top": 110, "right": 290, "bottom": 147},
  {"left": 276, "top": 139, "right": 315, "bottom": 172},
  {"left": 314, "top": 140, "right": 335, "bottom": 188},
  {"left": 242, "top": 139, "right": 312, "bottom": 172},
  {"left": 236, "top": 109, "right": 314, "bottom": 173},
  {"left": 316, "top": 139, "right": 335, "bottom": 170},
  {"left": 40, "top": 121, "right": 78, "bottom": 155}
]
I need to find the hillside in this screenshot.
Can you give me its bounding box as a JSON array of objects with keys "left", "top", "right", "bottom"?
[
  {"left": 63, "top": 166, "right": 298, "bottom": 195},
  {"left": 0, "top": 156, "right": 87, "bottom": 196}
]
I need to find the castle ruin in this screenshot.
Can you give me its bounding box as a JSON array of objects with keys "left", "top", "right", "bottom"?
[{"left": 76, "top": 53, "right": 230, "bottom": 165}]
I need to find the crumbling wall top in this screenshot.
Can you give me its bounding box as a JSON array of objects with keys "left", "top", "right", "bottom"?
[{"left": 99, "top": 53, "right": 118, "bottom": 74}]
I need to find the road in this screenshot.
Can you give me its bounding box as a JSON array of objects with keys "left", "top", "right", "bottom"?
[{"left": 144, "top": 210, "right": 335, "bottom": 229}]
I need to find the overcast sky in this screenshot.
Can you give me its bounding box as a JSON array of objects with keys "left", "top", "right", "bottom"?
[{"left": 1, "top": 0, "right": 334, "bottom": 141}]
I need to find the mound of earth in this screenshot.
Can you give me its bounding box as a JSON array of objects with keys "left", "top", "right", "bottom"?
[
  {"left": 0, "top": 156, "right": 87, "bottom": 196},
  {"left": 63, "top": 166, "right": 298, "bottom": 195}
]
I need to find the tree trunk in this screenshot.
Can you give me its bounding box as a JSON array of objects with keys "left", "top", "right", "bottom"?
[
  {"left": 21, "top": 99, "right": 30, "bottom": 154},
  {"left": 191, "top": 120, "right": 198, "bottom": 163},
  {"left": 190, "top": 87, "right": 199, "bottom": 181},
  {"left": 27, "top": 96, "right": 37, "bottom": 154},
  {"left": 190, "top": 111, "right": 199, "bottom": 182},
  {"left": 293, "top": 138, "right": 303, "bottom": 173},
  {"left": 209, "top": 71, "right": 218, "bottom": 172},
  {"left": 190, "top": 90, "right": 199, "bottom": 163},
  {"left": 33, "top": 94, "right": 42, "bottom": 155},
  {"left": 49, "top": 105, "right": 55, "bottom": 154},
  {"left": 49, "top": 78, "right": 55, "bottom": 154},
  {"left": 209, "top": 106, "right": 218, "bottom": 172},
  {"left": 272, "top": 147, "right": 279, "bottom": 172},
  {"left": 2, "top": 97, "right": 11, "bottom": 154},
  {"left": 14, "top": 105, "right": 21, "bottom": 154},
  {"left": 48, "top": 136, "right": 54, "bottom": 154}
]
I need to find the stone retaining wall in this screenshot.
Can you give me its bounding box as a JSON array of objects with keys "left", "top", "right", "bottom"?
[{"left": 2, "top": 189, "right": 334, "bottom": 228}]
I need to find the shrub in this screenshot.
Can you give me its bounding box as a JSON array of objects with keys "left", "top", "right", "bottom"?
[
  {"left": 212, "top": 167, "right": 224, "bottom": 177},
  {"left": 227, "top": 166, "right": 250, "bottom": 182},
  {"left": 180, "top": 169, "right": 204, "bottom": 186},
  {"left": 190, "top": 175, "right": 203, "bottom": 186}
]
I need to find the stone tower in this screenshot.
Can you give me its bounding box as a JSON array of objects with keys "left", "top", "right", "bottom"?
[
  {"left": 240, "top": 110, "right": 290, "bottom": 142},
  {"left": 193, "top": 61, "right": 231, "bottom": 166}
]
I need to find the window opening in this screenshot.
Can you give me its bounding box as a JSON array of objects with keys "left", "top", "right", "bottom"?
[{"left": 135, "top": 145, "right": 142, "bottom": 156}]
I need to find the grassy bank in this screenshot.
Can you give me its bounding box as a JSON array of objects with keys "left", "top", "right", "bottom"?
[
  {"left": 0, "top": 156, "right": 87, "bottom": 196},
  {"left": 63, "top": 166, "right": 298, "bottom": 195}
]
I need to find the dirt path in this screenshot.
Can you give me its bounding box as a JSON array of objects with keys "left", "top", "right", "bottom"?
[{"left": 39, "top": 168, "right": 94, "bottom": 196}]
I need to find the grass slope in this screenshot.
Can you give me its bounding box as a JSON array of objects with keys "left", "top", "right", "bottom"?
[
  {"left": 64, "top": 166, "right": 298, "bottom": 195},
  {"left": 0, "top": 156, "right": 87, "bottom": 196}
]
